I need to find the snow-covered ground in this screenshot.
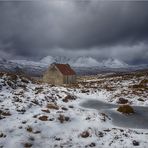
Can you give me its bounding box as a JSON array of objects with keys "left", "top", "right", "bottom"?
[{"left": 0, "top": 71, "right": 148, "bottom": 147}]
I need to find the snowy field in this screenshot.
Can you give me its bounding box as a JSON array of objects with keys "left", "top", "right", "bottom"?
[{"left": 0, "top": 71, "right": 148, "bottom": 148}]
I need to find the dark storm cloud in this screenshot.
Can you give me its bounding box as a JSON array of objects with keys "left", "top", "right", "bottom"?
[{"left": 0, "top": 1, "right": 148, "bottom": 64}]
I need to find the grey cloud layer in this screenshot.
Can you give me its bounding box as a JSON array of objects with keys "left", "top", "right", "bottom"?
[{"left": 0, "top": 1, "right": 148, "bottom": 64}]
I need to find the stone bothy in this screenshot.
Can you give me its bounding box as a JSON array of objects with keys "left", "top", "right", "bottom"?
[{"left": 43, "top": 63, "right": 76, "bottom": 85}]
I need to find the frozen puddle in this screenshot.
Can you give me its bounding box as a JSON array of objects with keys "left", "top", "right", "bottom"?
[{"left": 80, "top": 100, "right": 148, "bottom": 129}]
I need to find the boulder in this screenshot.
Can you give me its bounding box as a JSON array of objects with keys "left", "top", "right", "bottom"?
[{"left": 117, "top": 105, "right": 134, "bottom": 114}]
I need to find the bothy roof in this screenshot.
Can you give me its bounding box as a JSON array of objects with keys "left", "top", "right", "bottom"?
[{"left": 55, "top": 64, "right": 76, "bottom": 75}]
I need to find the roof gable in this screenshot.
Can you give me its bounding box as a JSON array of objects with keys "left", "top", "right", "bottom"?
[{"left": 55, "top": 64, "right": 76, "bottom": 75}]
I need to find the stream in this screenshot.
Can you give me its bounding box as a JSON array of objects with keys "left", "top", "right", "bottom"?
[{"left": 80, "top": 99, "right": 148, "bottom": 129}]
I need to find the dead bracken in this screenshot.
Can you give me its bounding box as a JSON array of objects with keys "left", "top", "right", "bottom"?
[
  {"left": 62, "top": 94, "right": 76, "bottom": 102},
  {"left": 26, "top": 126, "right": 33, "bottom": 133},
  {"left": 117, "top": 105, "right": 134, "bottom": 114},
  {"left": 58, "top": 114, "right": 70, "bottom": 123},
  {"left": 38, "top": 115, "right": 48, "bottom": 121},
  {"left": 0, "top": 110, "right": 11, "bottom": 116},
  {"left": 46, "top": 103, "right": 59, "bottom": 110},
  {"left": 23, "top": 142, "right": 32, "bottom": 148}
]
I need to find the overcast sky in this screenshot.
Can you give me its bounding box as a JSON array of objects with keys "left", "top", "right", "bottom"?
[{"left": 0, "top": 1, "right": 148, "bottom": 64}]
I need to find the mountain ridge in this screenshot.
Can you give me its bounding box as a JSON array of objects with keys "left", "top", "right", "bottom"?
[
  {"left": 40, "top": 56, "right": 129, "bottom": 68},
  {"left": 0, "top": 56, "right": 147, "bottom": 76}
]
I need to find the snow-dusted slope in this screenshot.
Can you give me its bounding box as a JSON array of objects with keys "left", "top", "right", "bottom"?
[
  {"left": 40, "top": 56, "right": 129, "bottom": 68},
  {"left": 40, "top": 56, "right": 72, "bottom": 65},
  {"left": 11, "top": 59, "right": 46, "bottom": 67},
  {"left": 40, "top": 56, "right": 55, "bottom": 65},
  {"left": 102, "top": 58, "right": 129, "bottom": 68},
  {"left": 1, "top": 55, "right": 148, "bottom": 76},
  {"left": 1, "top": 56, "right": 129, "bottom": 69},
  {"left": 72, "top": 56, "right": 100, "bottom": 67}
]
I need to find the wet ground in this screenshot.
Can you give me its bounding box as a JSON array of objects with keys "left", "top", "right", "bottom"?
[{"left": 80, "top": 100, "right": 148, "bottom": 129}]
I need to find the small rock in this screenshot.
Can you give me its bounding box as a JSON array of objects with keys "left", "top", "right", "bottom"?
[
  {"left": 117, "top": 98, "right": 128, "bottom": 104},
  {"left": 54, "top": 137, "right": 61, "bottom": 141},
  {"left": 24, "top": 142, "right": 32, "bottom": 148},
  {"left": 61, "top": 107, "right": 68, "bottom": 111},
  {"left": 28, "top": 136, "right": 35, "bottom": 141},
  {"left": 133, "top": 140, "right": 139, "bottom": 146},
  {"left": 26, "top": 126, "right": 33, "bottom": 133},
  {"left": 138, "top": 98, "right": 144, "bottom": 102},
  {"left": 0, "top": 133, "right": 6, "bottom": 138},
  {"left": 89, "top": 142, "right": 96, "bottom": 147},
  {"left": 98, "top": 131, "right": 104, "bottom": 137},
  {"left": 80, "top": 131, "right": 90, "bottom": 138},
  {"left": 117, "top": 105, "right": 134, "bottom": 114},
  {"left": 33, "top": 130, "right": 41, "bottom": 134},
  {"left": 49, "top": 118, "right": 54, "bottom": 121},
  {"left": 22, "top": 120, "right": 27, "bottom": 124},
  {"left": 41, "top": 109, "right": 50, "bottom": 113},
  {"left": 69, "top": 105, "right": 74, "bottom": 108}
]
